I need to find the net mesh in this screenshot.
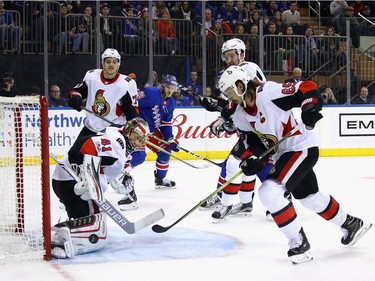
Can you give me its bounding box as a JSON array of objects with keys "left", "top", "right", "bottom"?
[{"left": 0, "top": 96, "right": 47, "bottom": 261}]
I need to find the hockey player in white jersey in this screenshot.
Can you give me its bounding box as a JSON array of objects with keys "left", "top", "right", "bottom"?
[
  {"left": 67, "top": 48, "right": 139, "bottom": 136},
  {"left": 199, "top": 38, "right": 272, "bottom": 222},
  {"left": 66, "top": 48, "right": 140, "bottom": 210},
  {"left": 218, "top": 65, "right": 372, "bottom": 264},
  {"left": 51, "top": 118, "right": 150, "bottom": 259}
]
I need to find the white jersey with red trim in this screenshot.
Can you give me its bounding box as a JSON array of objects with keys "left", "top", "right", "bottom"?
[
  {"left": 52, "top": 127, "right": 130, "bottom": 187},
  {"left": 77, "top": 69, "right": 138, "bottom": 132},
  {"left": 232, "top": 80, "right": 319, "bottom": 162}
]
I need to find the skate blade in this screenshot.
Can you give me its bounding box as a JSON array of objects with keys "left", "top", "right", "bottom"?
[
  {"left": 290, "top": 250, "right": 313, "bottom": 264},
  {"left": 347, "top": 222, "right": 373, "bottom": 246},
  {"left": 212, "top": 217, "right": 228, "bottom": 224},
  {"left": 154, "top": 185, "right": 177, "bottom": 190},
  {"left": 230, "top": 211, "right": 253, "bottom": 217},
  {"left": 199, "top": 205, "right": 220, "bottom": 211},
  {"left": 118, "top": 203, "right": 138, "bottom": 211}
]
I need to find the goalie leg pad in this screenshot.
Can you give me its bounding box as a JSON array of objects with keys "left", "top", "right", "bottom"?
[{"left": 51, "top": 213, "right": 108, "bottom": 258}]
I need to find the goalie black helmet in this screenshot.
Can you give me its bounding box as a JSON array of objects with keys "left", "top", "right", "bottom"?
[{"left": 123, "top": 117, "right": 150, "bottom": 150}]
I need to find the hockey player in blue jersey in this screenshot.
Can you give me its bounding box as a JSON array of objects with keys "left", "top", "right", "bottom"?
[{"left": 116, "top": 74, "right": 180, "bottom": 210}]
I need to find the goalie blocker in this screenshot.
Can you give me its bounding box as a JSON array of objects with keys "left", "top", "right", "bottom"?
[{"left": 51, "top": 118, "right": 151, "bottom": 258}]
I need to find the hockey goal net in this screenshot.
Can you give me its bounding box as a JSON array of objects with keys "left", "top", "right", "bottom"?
[{"left": 0, "top": 96, "right": 51, "bottom": 261}]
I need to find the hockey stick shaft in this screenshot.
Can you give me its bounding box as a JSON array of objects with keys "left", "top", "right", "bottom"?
[
  {"left": 148, "top": 134, "right": 223, "bottom": 167},
  {"left": 178, "top": 85, "right": 223, "bottom": 111},
  {"left": 49, "top": 153, "right": 165, "bottom": 234},
  {"left": 145, "top": 140, "right": 210, "bottom": 169},
  {"left": 151, "top": 123, "right": 303, "bottom": 233},
  {"left": 81, "top": 107, "right": 121, "bottom": 127}
]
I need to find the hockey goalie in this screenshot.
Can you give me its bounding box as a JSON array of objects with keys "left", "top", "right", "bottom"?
[{"left": 51, "top": 118, "right": 150, "bottom": 259}]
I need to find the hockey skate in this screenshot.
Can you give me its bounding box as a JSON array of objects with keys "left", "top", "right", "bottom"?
[
  {"left": 230, "top": 202, "right": 253, "bottom": 216},
  {"left": 212, "top": 205, "right": 232, "bottom": 223},
  {"left": 287, "top": 227, "right": 313, "bottom": 264},
  {"left": 340, "top": 215, "right": 373, "bottom": 246},
  {"left": 154, "top": 171, "right": 176, "bottom": 189},
  {"left": 199, "top": 194, "right": 221, "bottom": 210},
  {"left": 118, "top": 188, "right": 138, "bottom": 211}
]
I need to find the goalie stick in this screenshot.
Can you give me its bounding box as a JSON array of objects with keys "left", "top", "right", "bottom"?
[
  {"left": 49, "top": 152, "right": 165, "bottom": 234},
  {"left": 151, "top": 123, "right": 303, "bottom": 233},
  {"left": 81, "top": 107, "right": 210, "bottom": 169}
]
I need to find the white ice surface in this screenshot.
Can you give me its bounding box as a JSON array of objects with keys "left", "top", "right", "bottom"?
[{"left": 1, "top": 156, "right": 374, "bottom": 281}]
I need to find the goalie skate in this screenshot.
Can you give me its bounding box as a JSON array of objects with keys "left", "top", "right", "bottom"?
[{"left": 341, "top": 215, "right": 373, "bottom": 246}]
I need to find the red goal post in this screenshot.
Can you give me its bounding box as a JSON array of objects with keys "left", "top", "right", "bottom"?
[{"left": 0, "top": 96, "right": 51, "bottom": 261}]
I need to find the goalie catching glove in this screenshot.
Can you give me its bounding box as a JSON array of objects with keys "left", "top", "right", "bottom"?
[
  {"left": 301, "top": 98, "right": 323, "bottom": 130},
  {"left": 240, "top": 155, "right": 267, "bottom": 176}
]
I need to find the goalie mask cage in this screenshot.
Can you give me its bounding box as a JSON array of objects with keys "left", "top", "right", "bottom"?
[{"left": 0, "top": 96, "right": 51, "bottom": 261}]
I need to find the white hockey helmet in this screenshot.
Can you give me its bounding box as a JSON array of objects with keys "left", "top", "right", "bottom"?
[
  {"left": 218, "top": 66, "right": 249, "bottom": 97},
  {"left": 242, "top": 62, "right": 267, "bottom": 84},
  {"left": 221, "top": 38, "right": 246, "bottom": 62},
  {"left": 123, "top": 117, "right": 150, "bottom": 150},
  {"left": 101, "top": 48, "right": 121, "bottom": 68}
]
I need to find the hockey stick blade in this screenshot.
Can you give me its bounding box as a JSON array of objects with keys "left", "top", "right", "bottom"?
[
  {"left": 151, "top": 170, "right": 243, "bottom": 233},
  {"left": 152, "top": 123, "right": 303, "bottom": 233},
  {"left": 50, "top": 153, "right": 165, "bottom": 234}
]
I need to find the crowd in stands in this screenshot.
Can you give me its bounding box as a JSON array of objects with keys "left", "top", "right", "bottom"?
[{"left": 1, "top": 1, "right": 374, "bottom": 103}]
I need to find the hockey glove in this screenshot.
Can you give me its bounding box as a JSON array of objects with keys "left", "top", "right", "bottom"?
[
  {"left": 67, "top": 91, "right": 83, "bottom": 111},
  {"left": 199, "top": 96, "right": 220, "bottom": 112},
  {"left": 209, "top": 117, "right": 225, "bottom": 136},
  {"left": 240, "top": 155, "right": 265, "bottom": 176},
  {"left": 222, "top": 120, "right": 236, "bottom": 134},
  {"left": 168, "top": 139, "right": 180, "bottom": 152},
  {"left": 110, "top": 172, "right": 135, "bottom": 195},
  {"left": 301, "top": 98, "right": 323, "bottom": 130}
]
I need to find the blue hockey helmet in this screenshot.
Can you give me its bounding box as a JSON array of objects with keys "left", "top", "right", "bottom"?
[{"left": 162, "top": 74, "right": 178, "bottom": 86}]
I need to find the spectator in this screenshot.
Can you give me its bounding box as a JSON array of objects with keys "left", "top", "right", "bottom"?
[
  {"left": 48, "top": 85, "right": 68, "bottom": 107},
  {"left": 216, "top": 1, "right": 238, "bottom": 23},
  {"left": 319, "top": 26, "right": 340, "bottom": 66},
  {"left": 330, "top": 0, "right": 349, "bottom": 17},
  {"left": 0, "top": 0, "right": 23, "bottom": 53},
  {"left": 0, "top": 72, "right": 18, "bottom": 97},
  {"left": 352, "top": 86, "right": 373, "bottom": 104},
  {"left": 234, "top": 0, "right": 250, "bottom": 24},
  {"left": 127, "top": 72, "right": 142, "bottom": 95},
  {"left": 181, "top": 70, "right": 203, "bottom": 106},
  {"left": 100, "top": 3, "right": 116, "bottom": 50},
  {"left": 246, "top": 23, "right": 259, "bottom": 64},
  {"left": 284, "top": 67, "right": 306, "bottom": 83},
  {"left": 358, "top": 6, "right": 375, "bottom": 36},
  {"left": 121, "top": 7, "right": 142, "bottom": 55},
  {"left": 151, "top": 1, "right": 166, "bottom": 19},
  {"left": 264, "top": 21, "right": 281, "bottom": 71},
  {"left": 53, "top": 3, "right": 82, "bottom": 54},
  {"left": 144, "top": 70, "right": 162, "bottom": 88},
  {"left": 155, "top": 8, "right": 178, "bottom": 55},
  {"left": 279, "top": 26, "right": 301, "bottom": 72},
  {"left": 172, "top": 86, "right": 190, "bottom": 106},
  {"left": 29, "top": 85, "right": 41, "bottom": 96},
  {"left": 336, "top": 6, "right": 360, "bottom": 47},
  {"left": 321, "top": 87, "right": 338, "bottom": 104},
  {"left": 302, "top": 27, "right": 320, "bottom": 71},
  {"left": 277, "top": 0, "right": 291, "bottom": 12},
  {"left": 265, "top": 1, "right": 280, "bottom": 21},
  {"left": 273, "top": 10, "right": 287, "bottom": 34},
  {"left": 351, "top": 0, "right": 365, "bottom": 16},
  {"left": 281, "top": 1, "right": 306, "bottom": 35}
]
